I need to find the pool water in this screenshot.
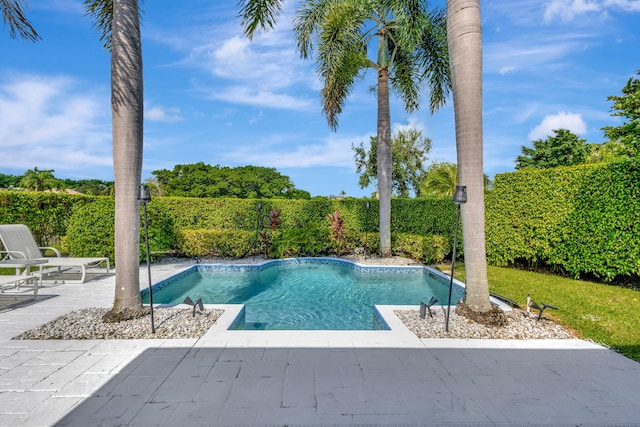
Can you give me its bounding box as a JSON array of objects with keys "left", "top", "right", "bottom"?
[{"left": 142, "top": 259, "right": 463, "bottom": 330}]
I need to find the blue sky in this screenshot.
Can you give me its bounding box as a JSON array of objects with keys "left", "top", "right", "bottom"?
[{"left": 1, "top": 0, "right": 638, "bottom": 197}]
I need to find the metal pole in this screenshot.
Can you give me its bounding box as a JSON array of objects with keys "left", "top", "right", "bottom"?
[
  {"left": 365, "top": 201, "right": 370, "bottom": 259},
  {"left": 445, "top": 205, "right": 461, "bottom": 332},
  {"left": 143, "top": 203, "right": 155, "bottom": 333}
]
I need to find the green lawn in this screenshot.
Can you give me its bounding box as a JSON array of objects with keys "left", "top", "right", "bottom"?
[{"left": 448, "top": 264, "right": 640, "bottom": 363}]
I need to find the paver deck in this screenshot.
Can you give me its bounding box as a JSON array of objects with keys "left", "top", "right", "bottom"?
[{"left": 0, "top": 261, "right": 639, "bottom": 426}]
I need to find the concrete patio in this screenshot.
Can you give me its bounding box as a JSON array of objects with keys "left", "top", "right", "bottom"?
[{"left": 1, "top": 261, "right": 639, "bottom": 426}]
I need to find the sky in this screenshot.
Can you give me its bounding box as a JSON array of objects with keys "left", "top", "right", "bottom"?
[{"left": 1, "top": 0, "right": 638, "bottom": 197}]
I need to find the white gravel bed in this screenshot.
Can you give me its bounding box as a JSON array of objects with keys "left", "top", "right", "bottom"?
[
  {"left": 13, "top": 307, "right": 223, "bottom": 340},
  {"left": 396, "top": 308, "right": 576, "bottom": 339}
]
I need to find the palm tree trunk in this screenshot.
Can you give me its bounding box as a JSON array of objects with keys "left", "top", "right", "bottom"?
[
  {"left": 111, "top": 0, "right": 144, "bottom": 313},
  {"left": 377, "top": 67, "right": 392, "bottom": 257},
  {"left": 446, "top": 0, "right": 492, "bottom": 312}
]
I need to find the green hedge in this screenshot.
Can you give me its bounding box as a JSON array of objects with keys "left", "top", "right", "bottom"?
[
  {"left": 0, "top": 191, "right": 95, "bottom": 245},
  {"left": 159, "top": 196, "right": 454, "bottom": 235},
  {"left": 174, "top": 227, "right": 450, "bottom": 264},
  {"left": 485, "top": 161, "right": 640, "bottom": 281},
  {"left": 65, "top": 198, "right": 176, "bottom": 264}
]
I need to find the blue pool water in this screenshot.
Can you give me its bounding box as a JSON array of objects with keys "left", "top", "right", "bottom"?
[{"left": 142, "top": 258, "right": 464, "bottom": 330}]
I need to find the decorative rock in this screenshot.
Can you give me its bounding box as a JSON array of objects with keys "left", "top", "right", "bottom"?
[
  {"left": 395, "top": 308, "right": 576, "bottom": 339},
  {"left": 13, "top": 307, "right": 223, "bottom": 340}
]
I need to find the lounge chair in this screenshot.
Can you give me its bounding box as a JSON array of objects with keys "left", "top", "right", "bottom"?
[
  {"left": 0, "top": 224, "right": 110, "bottom": 284},
  {"left": 0, "top": 274, "right": 39, "bottom": 298}
]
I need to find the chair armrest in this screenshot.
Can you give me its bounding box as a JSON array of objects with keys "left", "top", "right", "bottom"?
[
  {"left": 39, "top": 246, "right": 62, "bottom": 257},
  {"left": 0, "top": 250, "right": 27, "bottom": 260}
]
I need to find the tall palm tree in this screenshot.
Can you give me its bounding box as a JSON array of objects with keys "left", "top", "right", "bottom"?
[
  {"left": 446, "top": 0, "right": 492, "bottom": 313},
  {"left": 242, "top": 0, "right": 450, "bottom": 257},
  {"left": 1, "top": 0, "right": 40, "bottom": 41},
  {"left": 86, "top": 0, "right": 145, "bottom": 318}
]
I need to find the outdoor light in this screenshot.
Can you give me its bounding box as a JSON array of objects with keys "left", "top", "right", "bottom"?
[
  {"left": 419, "top": 296, "right": 439, "bottom": 319},
  {"left": 138, "top": 184, "right": 151, "bottom": 204},
  {"left": 453, "top": 185, "right": 467, "bottom": 204},
  {"left": 183, "top": 296, "right": 204, "bottom": 317},
  {"left": 445, "top": 185, "right": 467, "bottom": 332},
  {"left": 139, "top": 184, "right": 155, "bottom": 333}
]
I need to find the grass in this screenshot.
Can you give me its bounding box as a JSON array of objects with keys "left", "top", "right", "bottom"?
[{"left": 446, "top": 263, "right": 640, "bottom": 363}]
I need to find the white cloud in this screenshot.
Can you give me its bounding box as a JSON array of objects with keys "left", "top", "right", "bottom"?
[
  {"left": 485, "top": 34, "right": 593, "bottom": 75},
  {"left": 528, "top": 112, "right": 587, "bottom": 140},
  {"left": 223, "top": 133, "right": 369, "bottom": 169},
  {"left": 207, "top": 86, "right": 313, "bottom": 110},
  {"left": 392, "top": 116, "right": 426, "bottom": 134},
  {"left": 0, "top": 73, "right": 112, "bottom": 174},
  {"left": 544, "top": 0, "right": 640, "bottom": 22},
  {"left": 155, "top": 4, "right": 317, "bottom": 111},
  {"left": 146, "top": 106, "right": 183, "bottom": 123}
]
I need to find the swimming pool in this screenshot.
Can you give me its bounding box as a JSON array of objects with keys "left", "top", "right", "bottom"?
[{"left": 141, "top": 258, "right": 464, "bottom": 330}]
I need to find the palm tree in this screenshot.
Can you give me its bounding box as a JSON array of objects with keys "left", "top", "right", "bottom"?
[
  {"left": 1, "top": 0, "right": 40, "bottom": 41},
  {"left": 293, "top": 0, "right": 450, "bottom": 256},
  {"left": 420, "top": 162, "right": 491, "bottom": 197},
  {"left": 85, "top": 0, "right": 146, "bottom": 319},
  {"left": 420, "top": 162, "right": 457, "bottom": 197},
  {"left": 19, "top": 167, "right": 60, "bottom": 191},
  {"left": 446, "top": 0, "right": 492, "bottom": 313}
]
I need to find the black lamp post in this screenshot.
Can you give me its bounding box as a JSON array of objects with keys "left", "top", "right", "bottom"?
[
  {"left": 256, "top": 202, "right": 263, "bottom": 255},
  {"left": 365, "top": 200, "right": 370, "bottom": 259},
  {"left": 138, "top": 184, "right": 154, "bottom": 334},
  {"left": 445, "top": 185, "right": 467, "bottom": 332}
]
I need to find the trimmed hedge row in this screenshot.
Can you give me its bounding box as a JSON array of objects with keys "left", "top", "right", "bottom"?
[
  {"left": 485, "top": 161, "right": 640, "bottom": 281},
  {"left": 156, "top": 197, "right": 455, "bottom": 235},
  {"left": 0, "top": 191, "right": 95, "bottom": 245},
  {"left": 174, "top": 228, "right": 450, "bottom": 264},
  {"left": 65, "top": 198, "right": 177, "bottom": 264}
]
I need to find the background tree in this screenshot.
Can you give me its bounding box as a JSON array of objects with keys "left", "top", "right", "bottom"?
[
  {"left": 447, "top": 0, "right": 493, "bottom": 316},
  {"left": 152, "top": 163, "right": 310, "bottom": 199},
  {"left": 586, "top": 141, "right": 628, "bottom": 164},
  {"left": 18, "top": 167, "right": 61, "bottom": 191},
  {"left": 420, "top": 162, "right": 491, "bottom": 197},
  {"left": 0, "top": 173, "right": 22, "bottom": 189},
  {"left": 62, "top": 178, "right": 114, "bottom": 195},
  {"left": 515, "top": 129, "right": 590, "bottom": 170},
  {"left": 1, "top": 0, "right": 40, "bottom": 41},
  {"left": 602, "top": 70, "right": 640, "bottom": 157},
  {"left": 353, "top": 128, "right": 431, "bottom": 197},
  {"left": 85, "top": 0, "right": 146, "bottom": 320}
]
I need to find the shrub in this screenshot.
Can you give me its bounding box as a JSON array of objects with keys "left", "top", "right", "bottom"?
[
  {"left": 485, "top": 161, "right": 640, "bottom": 281},
  {"left": 392, "top": 233, "right": 450, "bottom": 264},
  {"left": 0, "top": 191, "right": 94, "bottom": 245},
  {"left": 175, "top": 229, "right": 256, "bottom": 258},
  {"left": 66, "top": 199, "right": 176, "bottom": 264}
]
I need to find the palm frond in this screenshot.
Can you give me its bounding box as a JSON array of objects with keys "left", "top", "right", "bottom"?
[
  {"left": 389, "top": 38, "right": 421, "bottom": 113},
  {"left": 239, "top": 0, "right": 284, "bottom": 40},
  {"left": 2, "top": 0, "right": 40, "bottom": 41},
  {"left": 84, "top": 0, "right": 113, "bottom": 49},
  {"left": 315, "top": 0, "right": 369, "bottom": 129},
  {"left": 417, "top": 7, "right": 451, "bottom": 113}
]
